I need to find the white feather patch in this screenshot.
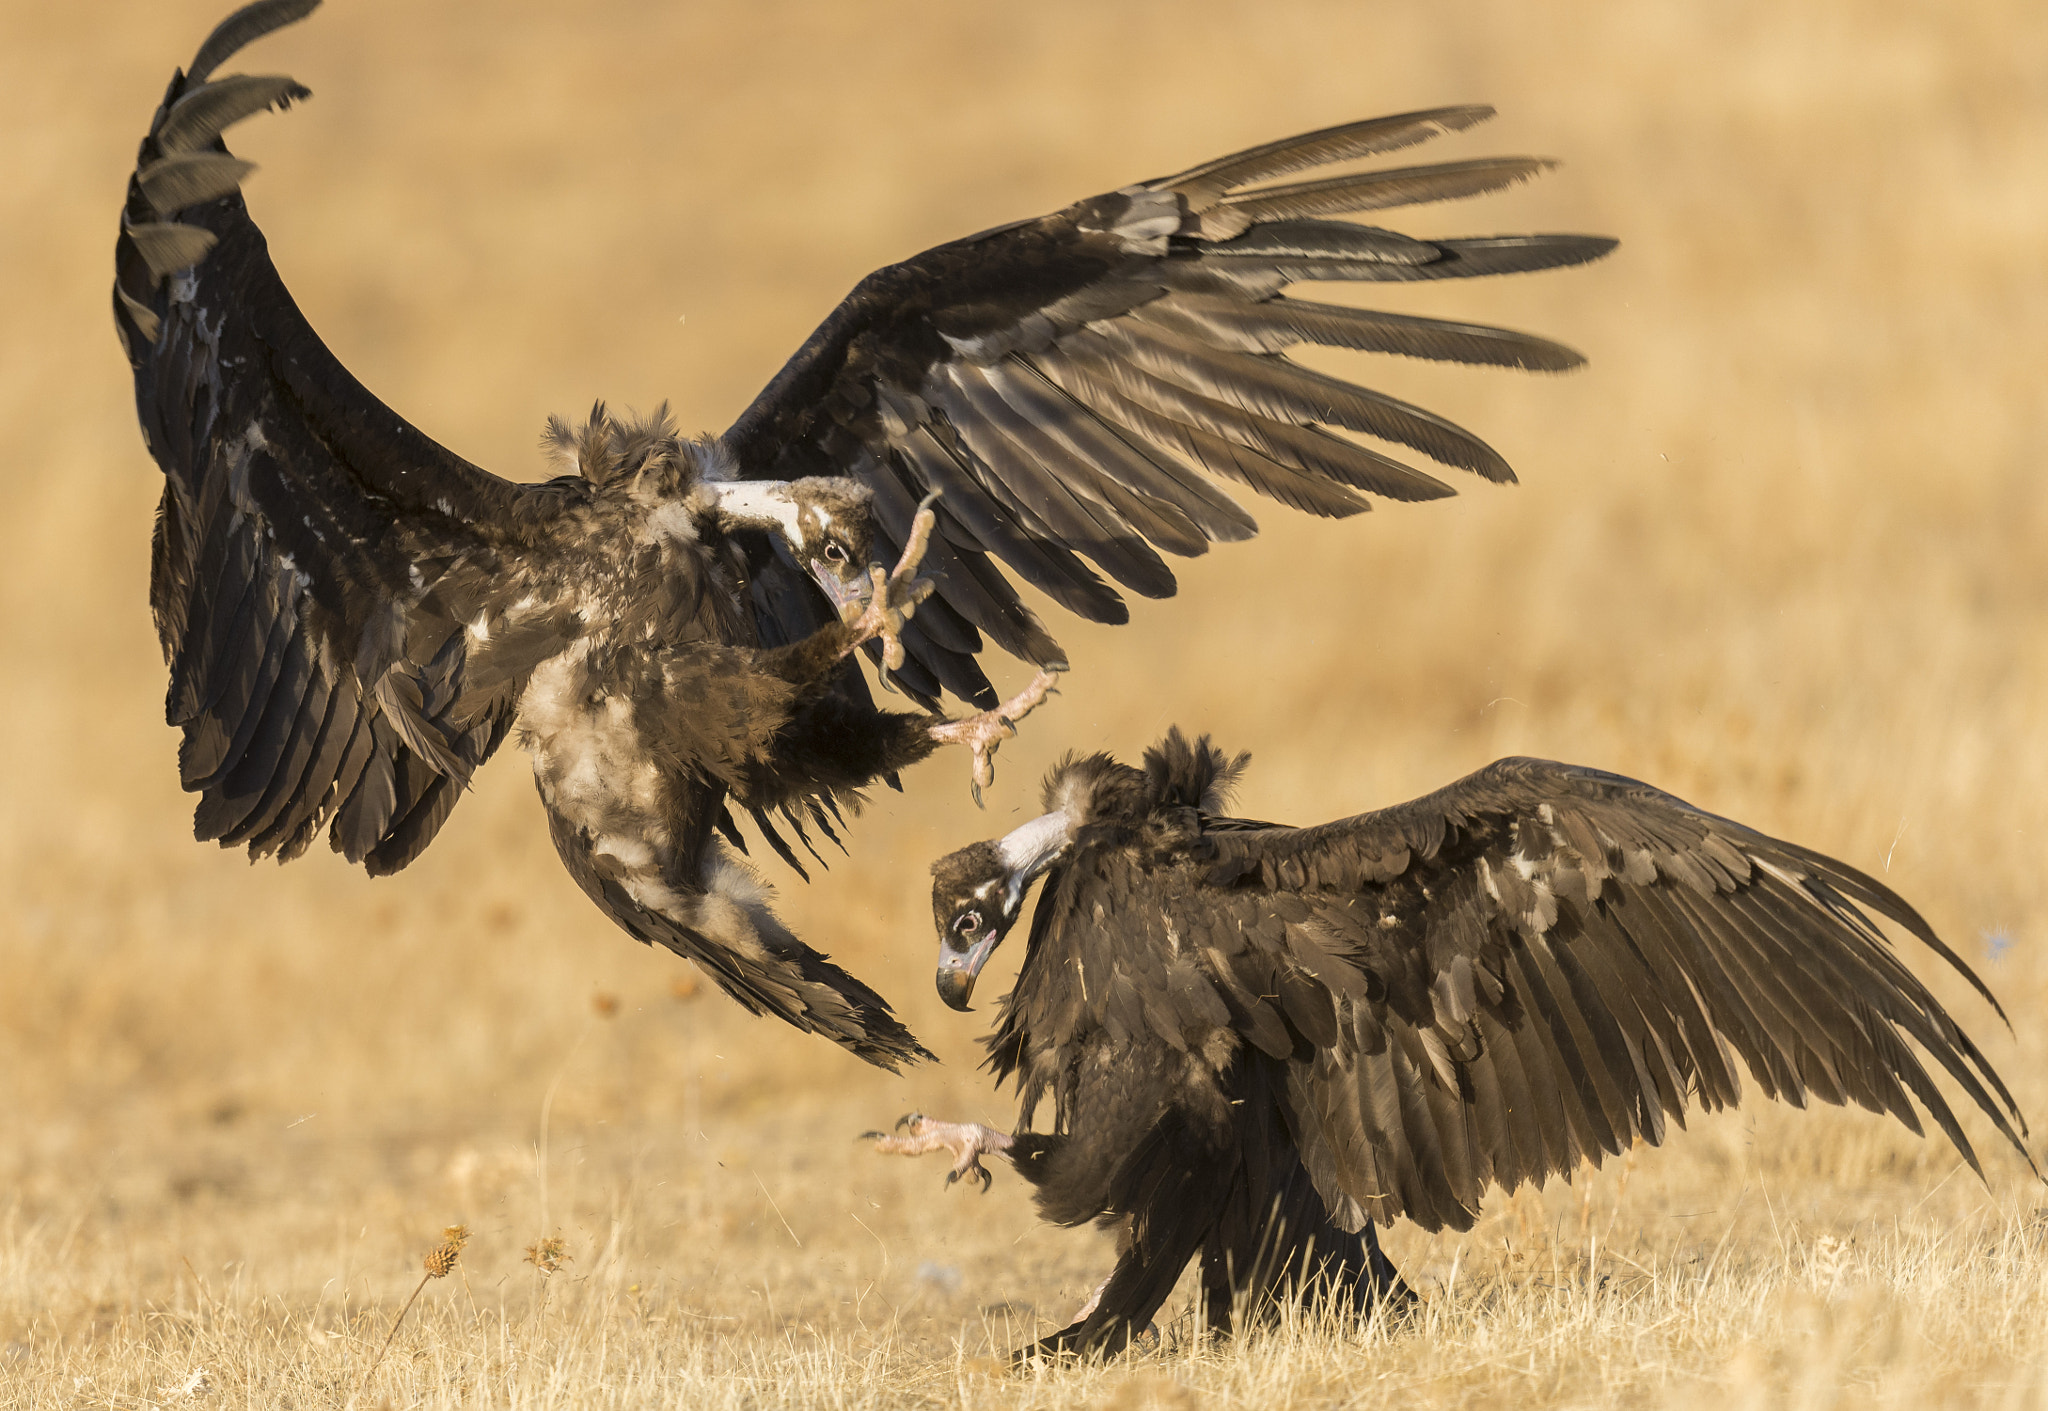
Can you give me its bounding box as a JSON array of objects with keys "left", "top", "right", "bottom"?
[
  {"left": 1111, "top": 187, "right": 1183, "bottom": 255},
  {"left": 594, "top": 834, "right": 655, "bottom": 870},
  {"left": 706, "top": 850, "right": 772, "bottom": 907},
  {"left": 706, "top": 480, "right": 801, "bottom": 541}
]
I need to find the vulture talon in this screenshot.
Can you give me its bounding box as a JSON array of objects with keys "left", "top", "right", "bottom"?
[
  {"left": 929, "top": 667, "right": 1064, "bottom": 803},
  {"left": 863, "top": 1113, "right": 1014, "bottom": 1191},
  {"left": 841, "top": 557, "right": 933, "bottom": 673}
]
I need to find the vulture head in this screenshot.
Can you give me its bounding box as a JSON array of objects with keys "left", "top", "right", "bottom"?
[
  {"left": 928, "top": 752, "right": 1138, "bottom": 1008},
  {"left": 931, "top": 839, "right": 1027, "bottom": 1011},
  {"left": 704, "top": 475, "right": 881, "bottom": 615},
  {"left": 785, "top": 476, "right": 882, "bottom": 614},
  {"left": 931, "top": 805, "right": 1091, "bottom": 1008}
]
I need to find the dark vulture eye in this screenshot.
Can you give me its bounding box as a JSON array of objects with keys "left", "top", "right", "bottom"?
[
  {"left": 956, "top": 911, "right": 981, "bottom": 935},
  {"left": 823, "top": 542, "right": 849, "bottom": 564}
]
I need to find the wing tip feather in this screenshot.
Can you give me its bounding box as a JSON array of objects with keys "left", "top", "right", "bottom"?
[{"left": 188, "top": 0, "right": 323, "bottom": 86}]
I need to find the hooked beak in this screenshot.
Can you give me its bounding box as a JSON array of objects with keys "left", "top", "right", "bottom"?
[
  {"left": 936, "top": 927, "right": 1002, "bottom": 1012},
  {"left": 811, "top": 559, "right": 872, "bottom": 616}
]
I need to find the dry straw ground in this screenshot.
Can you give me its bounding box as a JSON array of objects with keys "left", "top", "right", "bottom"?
[{"left": 2, "top": 0, "right": 2046, "bottom": 1406}]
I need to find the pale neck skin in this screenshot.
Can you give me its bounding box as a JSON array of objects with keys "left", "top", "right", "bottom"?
[
  {"left": 704, "top": 479, "right": 803, "bottom": 542},
  {"left": 996, "top": 809, "right": 1072, "bottom": 912}
]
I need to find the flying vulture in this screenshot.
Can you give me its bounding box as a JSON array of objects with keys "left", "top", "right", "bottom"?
[
  {"left": 114, "top": 1, "right": 1614, "bottom": 1067},
  {"left": 872, "top": 730, "right": 2034, "bottom": 1356}
]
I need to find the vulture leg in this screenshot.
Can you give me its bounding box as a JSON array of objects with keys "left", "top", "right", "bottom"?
[
  {"left": 862, "top": 1112, "right": 1014, "bottom": 1191},
  {"left": 754, "top": 565, "right": 931, "bottom": 693},
  {"left": 748, "top": 660, "right": 1060, "bottom": 809},
  {"left": 1012, "top": 1111, "right": 1235, "bottom": 1361},
  {"left": 926, "top": 666, "right": 1064, "bottom": 805},
  {"left": 740, "top": 676, "right": 949, "bottom": 807},
  {"left": 1069, "top": 1265, "right": 1160, "bottom": 1343},
  {"left": 1198, "top": 1060, "right": 1416, "bottom": 1334},
  {"left": 1022, "top": 1207, "right": 1215, "bottom": 1362},
  {"left": 1198, "top": 1151, "right": 1414, "bottom": 1336}
]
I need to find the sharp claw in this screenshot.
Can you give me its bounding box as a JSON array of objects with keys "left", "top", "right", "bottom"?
[
  {"left": 859, "top": 1130, "right": 886, "bottom": 1141},
  {"left": 969, "top": 779, "right": 984, "bottom": 809},
  {"left": 945, "top": 1170, "right": 959, "bottom": 1187},
  {"left": 978, "top": 1168, "right": 993, "bottom": 1194},
  {"left": 896, "top": 1112, "right": 921, "bottom": 1132}
]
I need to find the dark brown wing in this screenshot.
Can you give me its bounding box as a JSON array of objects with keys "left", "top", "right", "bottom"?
[
  {"left": 723, "top": 111, "right": 1615, "bottom": 706},
  {"left": 115, "top": 1, "right": 579, "bottom": 873},
  {"left": 1069, "top": 759, "right": 2029, "bottom": 1233}
]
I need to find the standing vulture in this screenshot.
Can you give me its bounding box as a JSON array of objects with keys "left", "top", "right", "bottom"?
[
  {"left": 872, "top": 730, "right": 2034, "bottom": 1356},
  {"left": 114, "top": 1, "right": 1614, "bottom": 1066}
]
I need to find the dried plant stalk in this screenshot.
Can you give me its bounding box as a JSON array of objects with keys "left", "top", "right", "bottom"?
[{"left": 359, "top": 1226, "right": 469, "bottom": 1392}]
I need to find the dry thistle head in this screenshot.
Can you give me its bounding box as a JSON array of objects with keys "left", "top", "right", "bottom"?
[
  {"left": 524, "top": 1235, "right": 571, "bottom": 1275},
  {"left": 423, "top": 1224, "right": 469, "bottom": 1278}
]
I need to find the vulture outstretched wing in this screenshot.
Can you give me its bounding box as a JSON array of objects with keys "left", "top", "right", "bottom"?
[
  {"left": 1081, "top": 759, "right": 2030, "bottom": 1232},
  {"left": 115, "top": 0, "right": 582, "bottom": 874},
  {"left": 723, "top": 114, "right": 1616, "bottom": 708}
]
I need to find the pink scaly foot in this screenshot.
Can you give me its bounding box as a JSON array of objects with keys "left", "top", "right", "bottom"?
[
  {"left": 927, "top": 667, "right": 1063, "bottom": 806},
  {"left": 862, "top": 1112, "right": 1014, "bottom": 1192},
  {"left": 841, "top": 495, "right": 938, "bottom": 682}
]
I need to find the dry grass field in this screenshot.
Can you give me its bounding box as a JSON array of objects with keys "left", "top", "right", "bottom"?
[{"left": 4, "top": 0, "right": 2047, "bottom": 1405}]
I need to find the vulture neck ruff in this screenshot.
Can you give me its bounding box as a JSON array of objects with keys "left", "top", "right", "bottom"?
[{"left": 997, "top": 809, "right": 1073, "bottom": 911}]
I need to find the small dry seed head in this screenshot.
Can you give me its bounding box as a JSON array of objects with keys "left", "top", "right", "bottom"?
[
  {"left": 423, "top": 1225, "right": 469, "bottom": 1278},
  {"left": 525, "top": 1235, "right": 571, "bottom": 1275}
]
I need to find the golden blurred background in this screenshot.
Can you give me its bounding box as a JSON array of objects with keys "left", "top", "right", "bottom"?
[{"left": 2, "top": 0, "right": 2045, "bottom": 1401}]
